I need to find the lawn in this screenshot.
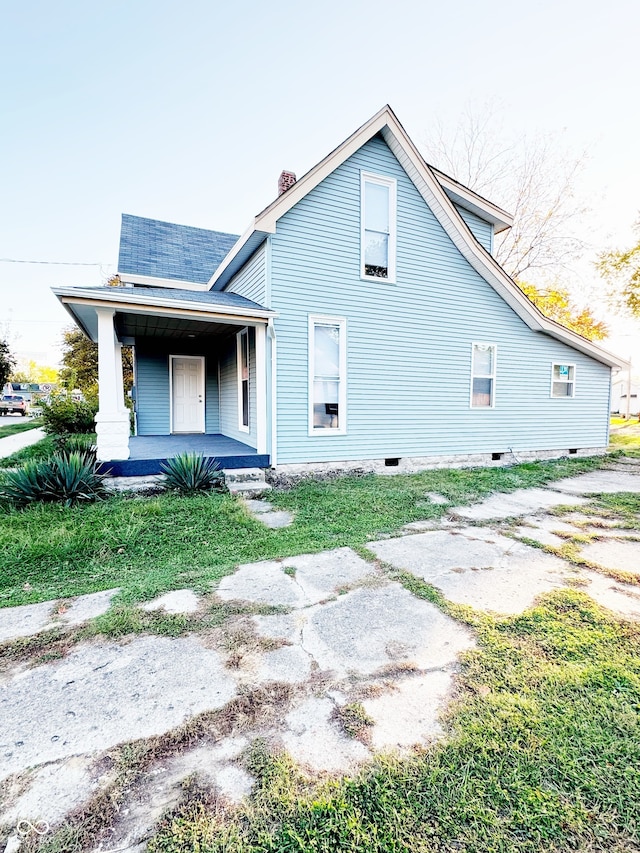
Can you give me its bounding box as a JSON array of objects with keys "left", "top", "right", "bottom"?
[
  {"left": 0, "top": 417, "right": 42, "bottom": 440},
  {"left": 0, "top": 453, "right": 606, "bottom": 608},
  {"left": 610, "top": 416, "right": 640, "bottom": 454}
]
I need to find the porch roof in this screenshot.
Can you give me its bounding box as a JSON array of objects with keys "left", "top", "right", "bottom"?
[{"left": 53, "top": 284, "right": 276, "bottom": 343}]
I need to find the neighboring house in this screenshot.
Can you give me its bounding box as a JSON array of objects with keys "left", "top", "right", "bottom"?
[
  {"left": 2, "top": 382, "right": 56, "bottom": 404},
  {"left": 611, "top": 374, "right": 640, "bottom": 416},
  {"left": 54, "top": 106, "right": 626, "bottom": 476}
]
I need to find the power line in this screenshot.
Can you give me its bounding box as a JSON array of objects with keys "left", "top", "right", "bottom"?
[{"left": 0, "top": 258, "right": 109, "bottom": 267}]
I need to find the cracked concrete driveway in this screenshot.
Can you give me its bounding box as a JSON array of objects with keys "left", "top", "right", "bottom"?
[{"left": 1, "top": 460, "right": 639, "bottom": 849}]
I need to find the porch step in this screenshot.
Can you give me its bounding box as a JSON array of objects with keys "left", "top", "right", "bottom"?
[{"left": 223, "top": 467, "right": 271, "bottom": 498}]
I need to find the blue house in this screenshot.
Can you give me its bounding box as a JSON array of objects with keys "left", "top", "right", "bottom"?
[{"left": 54, "top": 106, "right": 624, "bottom": 477}]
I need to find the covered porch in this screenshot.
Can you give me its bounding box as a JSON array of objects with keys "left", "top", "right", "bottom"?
[
  {"left": 97, "top": 434, "right": 269, "bottom": 477},
  {"left": 53, "top": 285, "right": 276, "bottom": 468}
]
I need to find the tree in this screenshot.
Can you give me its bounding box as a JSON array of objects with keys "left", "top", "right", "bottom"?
[
  {"left": 59, "top": 327, "right": 133, "bottom": 397},
  {"left": 597, "top": 221, "right": 640, "bottom": 317},
  {"left": 422, "top": 104, "right": 589, "bottom": 283},
  {"left": 519, "top": 282, "right": 608, "bottom": 341},
  {"left": 0, "top": 339, "right": 16, "bottom": 389},
  {"left": 12, "top": 360, "right": 59, "bottom": 384}
]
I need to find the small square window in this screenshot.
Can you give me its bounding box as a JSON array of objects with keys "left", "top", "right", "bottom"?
[{"left": 551, "top": 363, "right": 575, "bottom": 398}]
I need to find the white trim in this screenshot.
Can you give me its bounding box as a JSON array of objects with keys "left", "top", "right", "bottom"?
[
  {"left": 169, "top": 354, "right": 205, "bottom": 434},
  {"left": 308, "top": 315, "right": 347, "bottom": 436},
  {"left": 470, "top": 342, "right": 497, "bottom": 409},
  {"left": 268, "top": 319, "right": 277, "bottom": 467},
  {"left": 550, "top": 362, "right": 576, "bottom": 399},
  {"left": 117, "top": 272, "right": 210, "bottom": 291},
  {"left": 360, "top": 171, "right": 397, "bottom": 283},
  {"left": 237, "top": 329, "right": 250, "bottom": 433},
  {"left": 430, "top": 168, "right": 513, "bottom": 233},
  {"left": 255, "top": 323, "right": 267, "bottom": 453},
  {"left": 204, "top": 105, "right": 626, "bottom": 370}
]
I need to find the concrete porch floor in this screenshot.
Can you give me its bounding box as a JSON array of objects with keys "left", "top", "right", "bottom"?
[{"left": 99, "top": 433, "right": 269, "bottom": 476}]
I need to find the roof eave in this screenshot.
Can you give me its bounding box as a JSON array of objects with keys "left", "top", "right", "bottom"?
[{"left": 117, "top": 272, "right": 211, "bottom": 291}]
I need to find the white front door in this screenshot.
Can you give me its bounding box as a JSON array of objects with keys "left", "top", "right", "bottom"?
[{"left": 171, "top": 356, "right": 205, "bottom": 433}]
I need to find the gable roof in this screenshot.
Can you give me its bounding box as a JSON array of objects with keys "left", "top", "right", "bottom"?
[
  {"left": 118, "top": 214, "right": 239, "bottom": 285},
  {"left": 208, "top": 105, "right": 625, "bottom": 369}
]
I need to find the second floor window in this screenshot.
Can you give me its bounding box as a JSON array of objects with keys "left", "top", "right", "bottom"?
[{"left": 361, "top": 172, "right": 396, "bottom": 281}]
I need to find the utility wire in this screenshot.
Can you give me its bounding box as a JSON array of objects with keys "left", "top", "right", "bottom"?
[{"left": 0, "top": 258, "right": 108, "bottom": 267}]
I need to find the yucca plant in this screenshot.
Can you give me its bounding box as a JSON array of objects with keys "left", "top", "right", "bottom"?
[
  {"left": 0, "top": 450, "right": 107, "bottom": 509},
  {"left": 160, "top": 453, "right": 224, "bottom": 494}
]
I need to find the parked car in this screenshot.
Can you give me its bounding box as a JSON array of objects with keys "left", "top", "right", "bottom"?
[{"left": 0, "top": 395, "right": 28, "bottom": 416}]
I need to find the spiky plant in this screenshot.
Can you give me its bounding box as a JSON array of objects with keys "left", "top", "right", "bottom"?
[
  {"left": 0, "top": 450, "right": 107, "bottom": 509},
  {"left": 160, "top": 453, "right": 223, "bottom": 494}
]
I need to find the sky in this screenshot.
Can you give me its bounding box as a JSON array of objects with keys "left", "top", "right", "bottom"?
[{"left": 1, "top": 0, "right": 639, "bottom": 369}]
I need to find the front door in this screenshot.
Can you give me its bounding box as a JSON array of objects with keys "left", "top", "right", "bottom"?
[{"left": 171, "top": 356, "right": 205, "bottom": 433}]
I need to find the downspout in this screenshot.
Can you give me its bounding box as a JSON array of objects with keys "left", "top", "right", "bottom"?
[{"left": 268, "top": 318, "right": 277, "bottom": 468}]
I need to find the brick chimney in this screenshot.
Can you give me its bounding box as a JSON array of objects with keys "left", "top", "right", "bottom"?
[{"left": 278, "top": 170, "right": 297, "bottom": 196}]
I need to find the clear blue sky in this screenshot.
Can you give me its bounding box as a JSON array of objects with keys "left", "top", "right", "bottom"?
[{"left": 1, "top": 0, "right": 638, "bottom": 366}]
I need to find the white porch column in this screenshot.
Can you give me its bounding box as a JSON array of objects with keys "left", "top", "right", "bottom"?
[
  {"left": 95, "top": 307, "right": 130, "bottom": 461},
  {"left": 255, "top": 323, "right": 267, "bottom": 454}
]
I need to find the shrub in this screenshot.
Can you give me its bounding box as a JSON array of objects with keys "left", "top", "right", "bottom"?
[
  {"left": 52, "top": 432, "right": 97, "bottom": 454},
  {"left": 0, "top": 450, "right": 107, "bottom": 508},
  {"left": 161, "top": 453, "right": 224, "bottom": 494},
  {"left": 39, "top": 395, "right": 98, "bottom": 435}
]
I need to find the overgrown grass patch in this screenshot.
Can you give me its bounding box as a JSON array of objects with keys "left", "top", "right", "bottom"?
[
  {"left": 145, "top": 590, "right": 640, "bottom": 853},
  {"left": 0, "top": 455, "right": 609, "bottom": 607}
]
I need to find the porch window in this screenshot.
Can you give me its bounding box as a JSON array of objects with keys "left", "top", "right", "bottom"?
[
  {"left": 309, "top": 316, "right": 346, "bottom": 434},
  {"left": 237, "top": 328, "right": 249, "bottom": 431},
  {"left": 471, "top": 343, "right": 496, "bottom": 408},
  {"left": 551, "top": 363, "right": 575, "bottom": 398},
  {"left": 361, "top": 172, "right": 396, "bottom": 281}
]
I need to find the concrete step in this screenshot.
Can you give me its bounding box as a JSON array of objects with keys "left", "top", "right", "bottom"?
[
  {"left": 227, "top": 481, "right": 272, "bottom": 498},
  {"left": 223, "top": 467, "right": 266, "bottom": 483}
]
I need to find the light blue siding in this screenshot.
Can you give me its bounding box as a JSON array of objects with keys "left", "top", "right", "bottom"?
[
  {"left": 454, "top": 205, "right": 494, "bottom": 253},
  {"left": 218, "top": 329, "right": 257, "bottom": 447},
  {"left": 135, "top": 338, "right": 220, "bottom": 436},
  {"left": 226, "top": 243, "right": 267, "bottom": 305},
  {"left": 269, "top": 135, "right": 610, "bottom": 464}
]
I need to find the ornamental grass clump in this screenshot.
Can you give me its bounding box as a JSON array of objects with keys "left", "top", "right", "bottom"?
[
  {"left": 0, "top": 450, "right": 107, "bottom": 509},
  {"left": 161, "top": 453, "right": 224, "bottom": 494}
]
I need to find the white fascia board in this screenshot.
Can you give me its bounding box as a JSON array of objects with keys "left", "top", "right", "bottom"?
[
  {"left": 117, "top": 272, "right": 210, "bottom": 291},
  {"left": 430, "top": 169, "right": 514, "bottom": 233},
  {"left": 53, "top": 287, "right": 277, "bottom": 321},
  {"left": 208, "top": 228, "right": 270, "bottom": 291}
]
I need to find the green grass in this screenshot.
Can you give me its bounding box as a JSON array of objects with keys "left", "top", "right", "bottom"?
[
  {"left": 146, "top": 590, "right": 640, "bottom": 853},
  {"left": 0, "top": 417, "right": 42, "bottom": 439},
  {"left": 609, "top": 416, "right": 640, "bottom": 453},
  {"left": 0, "top": 455, "right": 606, "bottom": 608}
]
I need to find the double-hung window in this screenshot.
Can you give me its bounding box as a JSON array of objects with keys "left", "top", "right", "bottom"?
[
  {"left": 551, "top": 363, "right": 575, "bottom": 398},
  {"left": 471, "top": 343, "right": 496, "bottom": 408},
  {"left": 309, "top": 316, "right": 346, "bottom": 434},
  {"left": 361, "top": 172, "right": 396, "bottom": 281}
]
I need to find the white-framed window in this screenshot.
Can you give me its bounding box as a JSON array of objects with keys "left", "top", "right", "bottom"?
[
  {"left": 470, "top": 343, "right": 496, "bottom": 408},
  {"left": 309, "top": 316, "right": 347, "bottom": 435},
  {"left": 551, "top": 363, "right": 576, "bottom": 398},
  {"left": 237, "top": 328, "right": 250, "bottom": 431},
  {"left": 361, "top": 172, "right": 397, "bottom": 282}
]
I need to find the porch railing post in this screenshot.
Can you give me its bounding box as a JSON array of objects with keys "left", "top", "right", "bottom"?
[{"left": 255, "top": 323, "right": 267, "bottom": 455}]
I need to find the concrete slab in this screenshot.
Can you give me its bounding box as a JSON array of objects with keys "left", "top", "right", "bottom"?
[
  {"left": 579, "top": 571, "right": 640, "bottom": 620},
  {"left": 0, "top": 428, "right": 46, "bottom": 460},
  {"left": 301, "top": 584, "right": 474, "bottom": 677},
  {"left": 140, "top": 589, "right": 200, "bottom": 614},
  {"left": 0, "top": 755, "right": 99, "bottom": 827},
  {"left": 61, "top": 589, "right": 121, "bottom": 626},
  {"left": 0, "top": 601, "right": 56, "bottom": 643},
  {"left": 552, "top": 471, "right": 640, "bottom": 495},
  {"left": 368, "top": 530, "right": 571, "bottom": 614},
  {"left": 256, "top": 645, "right": 312, "bottom": 684},
  {"left": 259, "top": 510, "right": 295, "bottom": 529},
  {"left": 217, "top": 548, "right": 374, "bottom": 608},
  {"left": 451, "top": 488, "right": 586, "bottom": 521},
  {"left": 513, "top": 516, "right": 586, "bottom": 547},
  {"left": 362, "top": 671, "right": 452, "bottom": 750},
  {"left": 0, "top": 636, "right": 236, "bottom": 780},
  {"left": 282, "top": 697, "right": 370, "bottom": 773},
  {"left": 578, "top": 540, "right": 640, "bottom": 576}
]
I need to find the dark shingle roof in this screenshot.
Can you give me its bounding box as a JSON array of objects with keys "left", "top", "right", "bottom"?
[{"left": 118, "top": 214, "right": 239, "bottom": 284}]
